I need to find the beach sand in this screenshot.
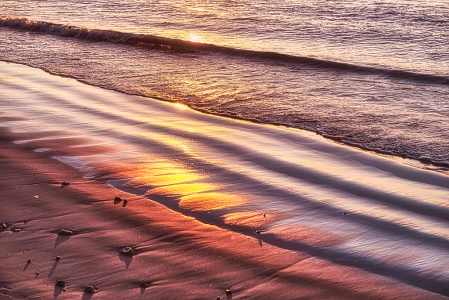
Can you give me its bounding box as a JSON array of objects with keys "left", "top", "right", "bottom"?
[
  {"left": 1, "top": 128, "right": 445, "bottom": 300},
  {"left": 1, "top": 62, "right": 449, "bottom": 299}
]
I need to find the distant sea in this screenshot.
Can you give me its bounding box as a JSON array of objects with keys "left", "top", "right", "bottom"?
[{"left": 1, "top": 0, "right": 448, "bottom": 167}]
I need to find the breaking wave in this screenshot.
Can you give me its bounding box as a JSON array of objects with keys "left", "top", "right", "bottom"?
[{"left": 2, "top": 17, "right": 449, "bottom": 86}]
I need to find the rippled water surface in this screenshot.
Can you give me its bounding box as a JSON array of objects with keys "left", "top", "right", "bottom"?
[{"left": 2, "top": 0, "right": 449, "bottom": 165}]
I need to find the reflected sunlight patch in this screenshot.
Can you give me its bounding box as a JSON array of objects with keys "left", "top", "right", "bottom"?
[
  {"left": 126, "top": 172, "right": 204, "bottom": 187},
  {"left": 173, "top": 103, "right": 189, "bottom": 110},
  {"left": 179, "top": 192, "right": 245, "bottom": 211},
  {"left": 116, "top": 158, "right": 206, "bottom": 187},
  {"left": 146, "top": 182, "right": 218, "bottom": 197},
  {"left": 185, "top": 34, "right": 206, "bottom": 43}
]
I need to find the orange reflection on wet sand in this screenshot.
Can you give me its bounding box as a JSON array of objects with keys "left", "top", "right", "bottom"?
[
  {"left": 147, "top": 182, "right": 218, "bottom": 196},
  {"left": 115, "top": 159, "right": 206, "bottom": 187},
  {"left": 179, "top": 192, "right": 245, "bottom": 211},
  {"left": 126, "top": 171, "right": 204, "bottom": 187}
]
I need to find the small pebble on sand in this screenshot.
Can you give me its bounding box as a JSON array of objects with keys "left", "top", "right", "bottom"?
[
  {"left": 58, "top": 229, "right": 73, "bottom": 236},
  {"left": 61, "top": 181, "right": 70, "bottom": 186},
  {"left": 84, "top": 286, "right": 95, "bottom": 293},
  {"left": 56, "top": 280, "right": 66, "bottom": 287},
  {"left": 225, "top": 289, "right": 232, "bottom": 294},
  {"left": 55, "top": 256, "right": 61, "bottom": 260},
  {"left": 256, "top": 230, "right": 261, "bottom": 234},
  {"left": 120, "top": 246, "right": 134, "bottom": 256},
  {"left": 140, "top": 283, "right": 147, "bottom": 288},
  {"left": 114, "top": 196, "right": 122, "bottom": 201},
  {"left": 1, "top": 223, "right": 7, "bottom": 232}
]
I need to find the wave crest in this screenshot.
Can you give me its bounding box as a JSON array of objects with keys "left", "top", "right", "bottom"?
[{"left": 1, "top": 17, "right": 448, "bottom": 86}]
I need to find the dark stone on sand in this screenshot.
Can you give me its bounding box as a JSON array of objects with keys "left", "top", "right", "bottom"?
[
  {"left": 84, "top": 286, "right": 96, "bottom": 293},
  {"left": 36, "top": 272, "right": 40, "bottom": 275},
  {"left": 256, "top": 230, "right": 261, "bottom": 234},
  {"left": 120, "top": 246, "right": 134, "bottom": 256},
  {"left": 55, "top": 256, "right": 61, "bottom": 261},
  {"left": 263, "top": 213, "right": 266, "bottom": 217},
  {"left": 58, "top": 229, "right": 73, "bottom": 236},
  {"left": 61, "top": 181, "right": 70, "bottom": 186},
  {"left": 217, "top": 297, "right": 220, "bottom": 300},
  {"left": 114, "top": 196, "right": 122, "bottom": 201},
  {"left": 225, "top": 289, "right": 232, "bottom": 294},
  {"left": 343, "top": 212, "right": 347, "bottom": 215},
  {"left": 0, "top": 223, "right": 7, "bottom": 232},
  {"left": 123, "top": 199, "right": 128, "bottom": 204},
  {"left": 55, "top": 280, "right": 66, "bottom": 287},
  {"left": 27, "top": 259, "right": 31, "bottom": 263},
  {"left": 140, "top": 283, "right": 147, "bottom": 288}
]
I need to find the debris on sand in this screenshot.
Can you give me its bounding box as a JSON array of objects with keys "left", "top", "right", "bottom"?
[
  {"left": 55, "top": 280, "right": 66, "bottom": 287},
  {"left": 84, "top": 286, "right": 96, "bottom": 293},
  {"left": 58, "top": 229, "right": 73, "bottom": 236},
  {"left": 0, "top": 223, "right": 7, "bottom": 231},
  {"left": 120, "top": 246, "right": 134, "bottom": 256}
]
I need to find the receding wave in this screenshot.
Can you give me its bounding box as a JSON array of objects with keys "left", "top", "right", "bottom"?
[{"left": 2, "top": 17, "right": 449, "bottom": 86}]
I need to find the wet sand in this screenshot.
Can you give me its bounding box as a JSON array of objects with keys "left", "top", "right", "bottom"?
[{"left": 0, "top": 131, "right": 446, "bottom": 300}]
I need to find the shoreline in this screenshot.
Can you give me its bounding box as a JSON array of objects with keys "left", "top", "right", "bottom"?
[{"left": 1, "top": 59, "right": 448, "bottom": 174}]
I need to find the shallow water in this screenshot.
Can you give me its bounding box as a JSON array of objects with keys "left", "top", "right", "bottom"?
[{"left": 1, "top": 0, "right": 449, "bottom": 165}]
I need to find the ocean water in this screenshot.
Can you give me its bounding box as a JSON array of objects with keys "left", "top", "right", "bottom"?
[
  {"left": 1, "top": 0, "right": 449, "bottom": 166},
  {"left": 2, "top": 1, "right": 449, "bottom": 296}
]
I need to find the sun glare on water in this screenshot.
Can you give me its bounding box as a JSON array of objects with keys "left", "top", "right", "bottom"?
[
  {"left": 174, "top": 103, "right": 189, "bottom": 109},
  {"left": 185, "top": 34, "right": 206, "bottom": 43}
]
